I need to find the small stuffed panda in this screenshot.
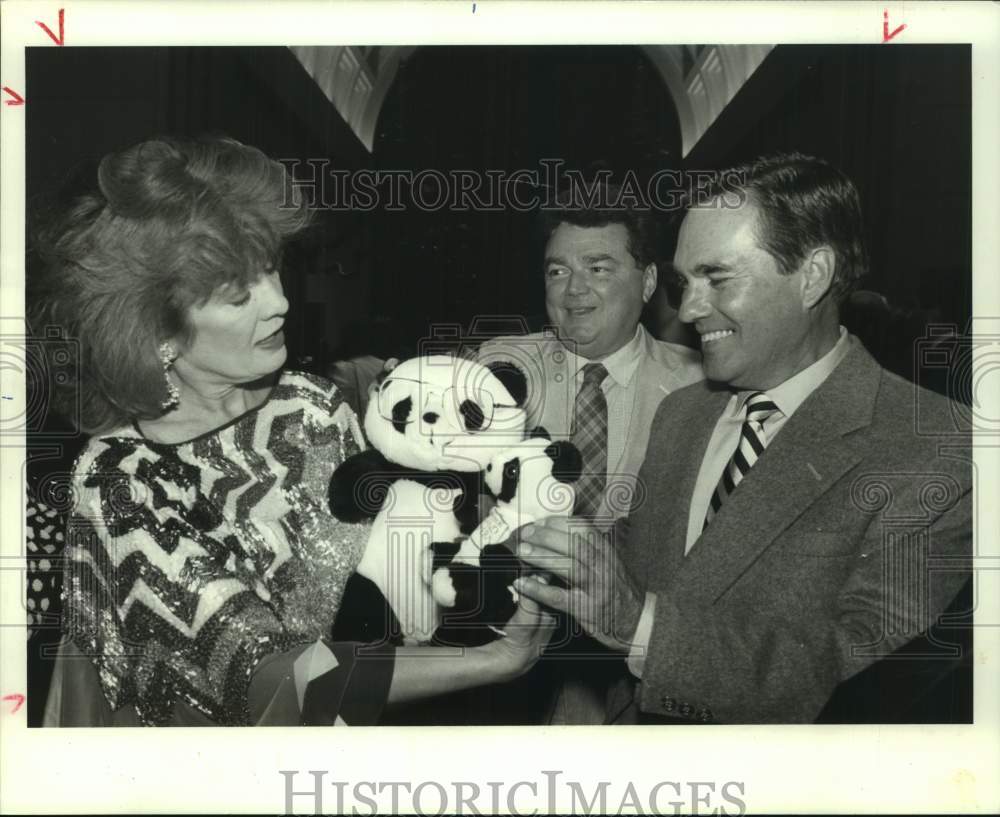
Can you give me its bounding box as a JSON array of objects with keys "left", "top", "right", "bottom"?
[
  {"left": 431, "top": 431, "right": 582, "bottom": 635},
  {"left": 328, "top": 354, "right": 529, "bottom": 647},
  {"left": 484, "top": 431, "right": 583, "bottom": 521}
]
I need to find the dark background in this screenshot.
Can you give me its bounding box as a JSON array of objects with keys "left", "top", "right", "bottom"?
[
  {"left": 24, "top": 44, "right": 973, "bottom": 725},
  {"left": 26, "top": 44, "right": 972, "bottom": 371}
]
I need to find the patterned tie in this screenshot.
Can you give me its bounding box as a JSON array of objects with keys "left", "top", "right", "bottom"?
[
  {"left": 572, "top": 363, "right": 609, "bottom": 518},
  {"left": 703, "top": 391, "right": 781, "bottom": 530}
]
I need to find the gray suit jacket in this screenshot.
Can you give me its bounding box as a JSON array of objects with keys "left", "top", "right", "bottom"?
[
  {"left": 608, "top": 337, "right": 972, "bottom": 724},
  {"left": 479, "top": 326, "right": 703, "bottom": 525}
]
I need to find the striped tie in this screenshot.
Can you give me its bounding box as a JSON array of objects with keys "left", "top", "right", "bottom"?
[
  {"left": 572, "top": 362, "right": 608, "bottom": 518},
  {"left": 704, "top": 391, "right": 781, "bottom": 530}
]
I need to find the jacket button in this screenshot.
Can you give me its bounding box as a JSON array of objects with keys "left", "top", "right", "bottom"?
[
  {"left": 695, "top": 707, "right": 713, "bottom": 723},
  {"left": 678, "top": 702, "right": 694, "bottom": 718},
  {"left": 660, "top": 696, "right": 676, "bottom": 712}
]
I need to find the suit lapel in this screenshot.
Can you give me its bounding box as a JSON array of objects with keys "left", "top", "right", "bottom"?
[
  {"left": 608, "top": 331, "right": 702, "bottom": 484},
  {"left": 610, "top": 339, "right": 664, "bottom": 477},
  {"left": 647, "top": 386, "right": 731, "bottom": 588},
  {"left": 674, "top": 342, "right": 883, "bottom": 603},
  {"left": 535, "top": 333, "right": 573, "bottom": 438}
]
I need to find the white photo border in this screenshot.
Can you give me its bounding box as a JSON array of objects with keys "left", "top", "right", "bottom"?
[{"left": 1, "top": 1, "right": 998, "bottom": 814}]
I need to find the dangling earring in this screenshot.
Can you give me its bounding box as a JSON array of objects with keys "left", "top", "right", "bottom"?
[{"left": 159, "top": 342, "right": 180, "bottom": 410}]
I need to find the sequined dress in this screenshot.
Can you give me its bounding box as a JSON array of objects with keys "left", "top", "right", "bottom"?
[{"left": 47, "top": 371, "right": 393, "bottom": 726}]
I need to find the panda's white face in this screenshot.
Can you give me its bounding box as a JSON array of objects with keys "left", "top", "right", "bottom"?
[
  {"left": 484, "top": 437, "right": 576, "bottom": 519},
  {"left": 364, "top": 355, "right": 527, "bottom": 472}
]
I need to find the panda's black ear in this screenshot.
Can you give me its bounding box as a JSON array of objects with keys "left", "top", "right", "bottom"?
[
  {"left": 544, "top": 441, "right": 583, "bottom": 484},
  {"left": 527, "top": 426, "right": 550, "bottom": 441},
  {"left": 486, "top": 360, "right": 528, "bottom": 407}
]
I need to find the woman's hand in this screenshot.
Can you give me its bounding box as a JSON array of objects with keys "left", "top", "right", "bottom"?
[
  {"left": 480, "top": 595, "right": 558, "bottom": 682},
  {"left": 385, "top": 596, "right": 557, "bottom": 705},
  {"left": 354, "top": 357, "right": 399, "bottom": 420},
  {"left": 367, "top": 357, "right": 399, "bottom": 393}
]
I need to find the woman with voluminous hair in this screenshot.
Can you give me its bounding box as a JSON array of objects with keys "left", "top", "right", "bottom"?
[{"left": 33, "top": 135, "right": 553, "bottom": 726}]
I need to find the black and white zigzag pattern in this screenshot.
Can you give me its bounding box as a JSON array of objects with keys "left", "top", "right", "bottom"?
[{"left": 64, "top": 372, "right": 371, "bottom": 725}]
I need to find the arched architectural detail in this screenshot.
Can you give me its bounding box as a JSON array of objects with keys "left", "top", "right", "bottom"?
[
  {"left": 640, "top": 45, "right": 773, "bottom": 157},
  {"left": 288, "top": 45, "right": 415, "bottom": 152},
  {"left": 289, "top": 44, "right": 772, "bottom": 157}
]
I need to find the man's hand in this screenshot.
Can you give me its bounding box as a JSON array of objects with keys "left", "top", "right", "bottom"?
[
  {"left": 513, "top": 516, "right": 644, "bottom": 654},
  {"left": 366, "top": 357, "right": 399, "bottom": 396}
]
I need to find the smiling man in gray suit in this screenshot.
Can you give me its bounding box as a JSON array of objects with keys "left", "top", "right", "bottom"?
[{"left": 515, "top": 153, "right": 972, "bottom": 723}]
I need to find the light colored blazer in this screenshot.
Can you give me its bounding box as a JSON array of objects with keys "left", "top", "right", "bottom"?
[
  {"left": 479, "top": 326, "right": 704, "bottom": 525},
  {"left": 607, "top": 338, "right": 972, "bottom": 723}
]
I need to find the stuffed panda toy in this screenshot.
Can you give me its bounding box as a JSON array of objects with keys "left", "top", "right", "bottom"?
[
  {"left": 431, "top": 430, "right": 583, "bottom": 634},
  {"left": 328, "top": 354, "right": 531, "bottom": 647}
]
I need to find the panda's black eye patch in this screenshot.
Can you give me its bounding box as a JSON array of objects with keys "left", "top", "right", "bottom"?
[
  {"left": 392, "top": 397, "right": 412, "bottom": 433},
  {"left": 498, "top": 457, "right": 521, "bottom": 503},
  {"left": 459, "top": 399, "right": 485, "bottom": 431}
]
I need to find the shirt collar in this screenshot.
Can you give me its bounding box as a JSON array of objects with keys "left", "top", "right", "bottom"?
[
  {"left": 733, "top": 326, "right": 852, "bottom": 418},
  {"left": 563, "top": 325, "right": 645, "bottom": 389}
]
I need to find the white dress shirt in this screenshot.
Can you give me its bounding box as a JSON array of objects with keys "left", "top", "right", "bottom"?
[{"left": 627, "top": 327, "right": 852, "bottom": 678}]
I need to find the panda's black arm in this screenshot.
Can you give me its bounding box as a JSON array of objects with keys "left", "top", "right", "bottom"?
[
  {"left": 328, "top": 449, "right": 404, "bottom": 522},
  {"left": 451, "top": 471, "right": 485, "bottom": 535}
]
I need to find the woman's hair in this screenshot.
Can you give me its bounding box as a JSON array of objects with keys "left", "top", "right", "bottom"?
[{"left": 29, "top": 135, "right": 312, "bottom": 433}]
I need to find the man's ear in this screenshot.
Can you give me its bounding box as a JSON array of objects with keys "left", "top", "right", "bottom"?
[
  {"left": 642, "top": 262, "right": 658, "bottom": 304},
  {"left": 800, "top": 247, "right": 836, "bottom": 308}
]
